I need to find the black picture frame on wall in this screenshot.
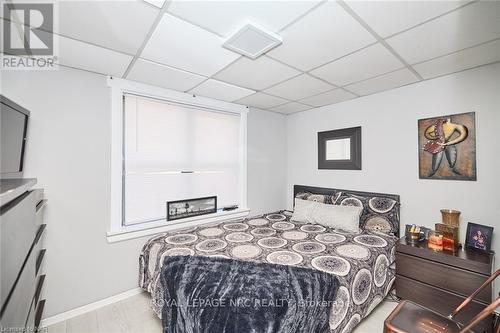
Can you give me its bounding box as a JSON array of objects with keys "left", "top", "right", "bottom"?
[{"left": 318, "top": 126, "right": 362, "bottom": 170}]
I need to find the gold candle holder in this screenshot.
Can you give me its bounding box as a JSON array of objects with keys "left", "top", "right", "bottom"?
[{"left": 440, "top": 209, "right": 460, "bottom": 228}]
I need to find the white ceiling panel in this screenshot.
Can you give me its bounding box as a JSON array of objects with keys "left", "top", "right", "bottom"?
[
  {"left": 167, "top": 1, "right": 320, "bottom": 37},
  {"left": 214, "top": 56, "right": 300, "bottom": 90},
  {"left": 143, "top": 0, "right": 166, "bottom": 9},
  {"left": 310, "top": 43, "right": 404, "bottom": 86},
  {"left": 386, "top": 1, "right": 500, "bottom": 64},
  {"left": 300, "top": 89, "right": 356, "bottom": 107},
  {"left": 141, "top": 14, "right": 240, "bottom": 76},
  {"left": 263, "top": 74, "right": 334, "bottom": 100},
  {"left": 58, "top": 1, "right": 158, "bottom": 55},
  {"left": 267, "top": 1, "right": 376, "bottom": 71},
  {"left": 189, "top": 79, "right": 256, "bottom": 102},
  {"left": 127, "top": 59, "right": 206, "bottom": 92},
  {"left": 270, "top": 102, "right": 312, "bottom": 114},
  {"left": 345, "top": 68, "right": 419, "bottom": 96},
  {"left": 346, "top": 1, "right": 468, "bottom": 38},
  {"left": 236, "top": 92, "right": 288, "bottom": 109},
  {"left": 414, "top": 39, "right": 500, "bottom": 79},
  {"left": 50, "top": 34, "right": 133, "bottom": 77}
]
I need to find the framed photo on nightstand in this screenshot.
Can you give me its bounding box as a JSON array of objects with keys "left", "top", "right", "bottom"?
[{"left": 465, "top": 222, "right": 494, "bottom": 253}]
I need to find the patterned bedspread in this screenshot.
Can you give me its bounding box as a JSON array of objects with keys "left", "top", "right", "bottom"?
[{"left": 139, "top": 211, "right": 397, "bottom": 333}]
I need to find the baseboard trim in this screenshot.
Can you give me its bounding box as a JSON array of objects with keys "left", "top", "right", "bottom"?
[{"left": 40, "top": 287, "right": 144, "bottom": 328}]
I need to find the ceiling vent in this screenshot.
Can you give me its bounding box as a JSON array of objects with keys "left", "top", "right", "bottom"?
[{"left": 223, "top": 23, "right": 282, "bottom": 59}]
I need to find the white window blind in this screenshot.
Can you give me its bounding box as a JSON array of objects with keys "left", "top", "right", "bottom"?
[{"left": 123, "top": 94, "right": 241, "bottom": 226}]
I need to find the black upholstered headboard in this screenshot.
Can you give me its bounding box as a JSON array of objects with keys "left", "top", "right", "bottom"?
[{"left": 293, "top": 185, "right": 401, "bottom": 237}]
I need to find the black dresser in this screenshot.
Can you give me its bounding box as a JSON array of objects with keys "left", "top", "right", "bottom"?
[
  {"left": 396, "top": 237, "right": 494, "bottom": 333},
  {"left": 0, "top": 178, "right": 47, "bottom": 332}
]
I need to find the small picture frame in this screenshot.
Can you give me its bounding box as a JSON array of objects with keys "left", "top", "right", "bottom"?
[
  {"left": 167, "top": 196, "right": 217, "bottom": 221},
  {"left": 465, "top": 222, "right": 494, "bottom": 253},
  {"left": 318, "top": 126, "right": 362, "bottom": 170}
]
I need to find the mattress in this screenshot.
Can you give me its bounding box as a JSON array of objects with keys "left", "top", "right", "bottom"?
[{"left": 139, "top": 211, "right": 397, "bottom": 333}]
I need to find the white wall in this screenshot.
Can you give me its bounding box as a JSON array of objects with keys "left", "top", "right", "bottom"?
[
  {"left": 3, "top": 62, "right": 497, "bottom": 317},
  {"left": 286, "top": 63, "right": 500, "bottom": 296},
  {"left": 1, "top": 67, "right": 286, "bottom": 318},
  {"left": 248, "top": 108, "right": 287, "bottom": 216}
]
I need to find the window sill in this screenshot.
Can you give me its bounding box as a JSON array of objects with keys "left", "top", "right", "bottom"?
[{"left": 106, "top": 208, "right": 250, "bottom": 243}]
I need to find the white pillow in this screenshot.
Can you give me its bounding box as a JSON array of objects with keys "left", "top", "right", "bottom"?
[
  {"left": 291, "top": 198, "right": 317, "bottom": 223},
  {"left": 312, "top": 202, "right": 362, "bottom": 232},
  {"left": 291, "top": 198, "right": 362, "bottom": 232}
]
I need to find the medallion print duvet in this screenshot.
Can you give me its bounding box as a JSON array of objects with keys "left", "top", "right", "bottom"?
[{"left": 139, "top": 211, "right": 397, "bottom": 333}]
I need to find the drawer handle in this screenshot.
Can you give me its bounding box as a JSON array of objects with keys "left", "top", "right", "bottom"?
[
  {"left": 36, "top": 199, "right": 47, "bottom": 213},
  {"left": 36, "top": 249, "right": 46, "bottom": 276},
  {"left": 33, "top": 275, "right": 45, "bottom": 306},
  {"left": 34, "top": 224, "right": 46, "bottom": 245},
  {"left": 34, "top": 299, "right": 46, "bottom": 329}
]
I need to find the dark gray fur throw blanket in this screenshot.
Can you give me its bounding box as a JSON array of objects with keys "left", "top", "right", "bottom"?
[{"left": 160, "top": 255, "right": 339, "bottom": 333}]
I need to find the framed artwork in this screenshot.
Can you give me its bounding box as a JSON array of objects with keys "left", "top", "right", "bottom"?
[
  {"left": 465, "top": 222, "right": 493, "bottom": 253},
  {"left": 167, "top": 196, "right": 217, "bottom": 221},
  {"left": 318, "top": 126, "right": 362, "bottom": 170},
  {"left": 418, "top": 112, "right": 476, "bottom": 181}
]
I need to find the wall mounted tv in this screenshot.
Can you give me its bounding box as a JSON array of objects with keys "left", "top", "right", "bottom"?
[{"left": 1, "top": 95, "right": 29, "bottom": 179}]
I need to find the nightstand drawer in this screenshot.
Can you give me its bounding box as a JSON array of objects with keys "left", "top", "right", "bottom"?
[
  {"left": 396, "top": 275, "right": 493, "bottom": 333},
  {"left": 396, "top": 253, "right": 491, "bottom": 303}
]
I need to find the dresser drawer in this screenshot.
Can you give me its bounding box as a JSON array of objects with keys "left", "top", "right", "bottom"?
[
  {"left": 0, "top": 241, "right": 37, "bottom": 329},
  {"left": 396, "top": 253, "right": 491, "bottom": 303},
  {"left": 25, "top": 299, "right": 45, "bottom": 332},
  {"left": 396, "top": 275, "right": 493, "bottom": 333},
  {"left": 25, "top": 275, "right": 45, "bottom": 332},
  {"left": 0, "top": 190, "right": 38, "bottom": 308}
]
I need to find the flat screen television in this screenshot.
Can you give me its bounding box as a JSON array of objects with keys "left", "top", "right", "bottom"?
[{"left": 1, "top": 96, "right": 29, "bottom": 179}]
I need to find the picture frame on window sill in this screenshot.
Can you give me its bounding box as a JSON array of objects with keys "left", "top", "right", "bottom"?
[{"left": 167, "top": 196, "right": 217, "bottom": 221}]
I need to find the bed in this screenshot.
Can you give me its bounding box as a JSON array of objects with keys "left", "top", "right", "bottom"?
[{"left": 139, "top": 185, "right": 400, "bottom": 333}]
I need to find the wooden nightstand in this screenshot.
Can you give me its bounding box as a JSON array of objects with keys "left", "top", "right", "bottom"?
[{"left": 395, "top": 237, "right": 495, "bottom": 333}]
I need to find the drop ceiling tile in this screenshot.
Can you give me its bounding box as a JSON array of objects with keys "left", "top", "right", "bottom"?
[
  {"left": 386, "top": 1, "right": 500, "bottom": 64},
  {"left": 167, "top": 1, "right": 320, "bottom": 37},
  {"left": 51, "top": 34, "right": 132, "bottom": 77},
  {"left": 143, "top": 0, "right": 165, "bottom": 9},
  {"left": 414, "top": 39, "right": 500, "bottom": 79},
  {"left": 263, "top": 74, "right": 334, "bottom": 100},
  {"left": 300, "top": 89, "right": 356, "bottom": 107},
  {"left": 310, "top": 43, "right": 404, "bottom": 86},
  {"left": 127, "top": 59, "right": 206, "bottom": 92},
  {"left": 344, "top": 68, "right": 420, "bottom": 96},
  {"left": 189, "top": 79, "right": 255, "bottom": 102},
  {"left": 346, "top": 1, "right": 468, "bottom": 38},
  {"left": 270, "top": 102, "right": 313, "bottom": 114},
  {"left": 214, "top": 56, "right": 301, "bottom": 90},
  {"left": 141, "top": 14, "right": 240, "bottom": 76},
  {"left": 58, "top": 1, "right": 158, "bottom": 54},
  {"left": 236, "top": 92, "right": 288, "bottom": 109},
  {"left": 267, "top": 1, "right": 376, "bottom": 71}
]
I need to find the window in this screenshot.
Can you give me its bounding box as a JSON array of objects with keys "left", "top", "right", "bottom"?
[
  {"left": 108, "top": 78, "right": 248, "bottom": 241},
  {"left": 123, "top": 94, "right": 241, "bottom": 225}
]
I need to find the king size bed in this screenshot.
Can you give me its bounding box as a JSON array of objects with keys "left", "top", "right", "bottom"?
[{"left": 139, "top": 185, "right": 401, "bottom": 333}]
